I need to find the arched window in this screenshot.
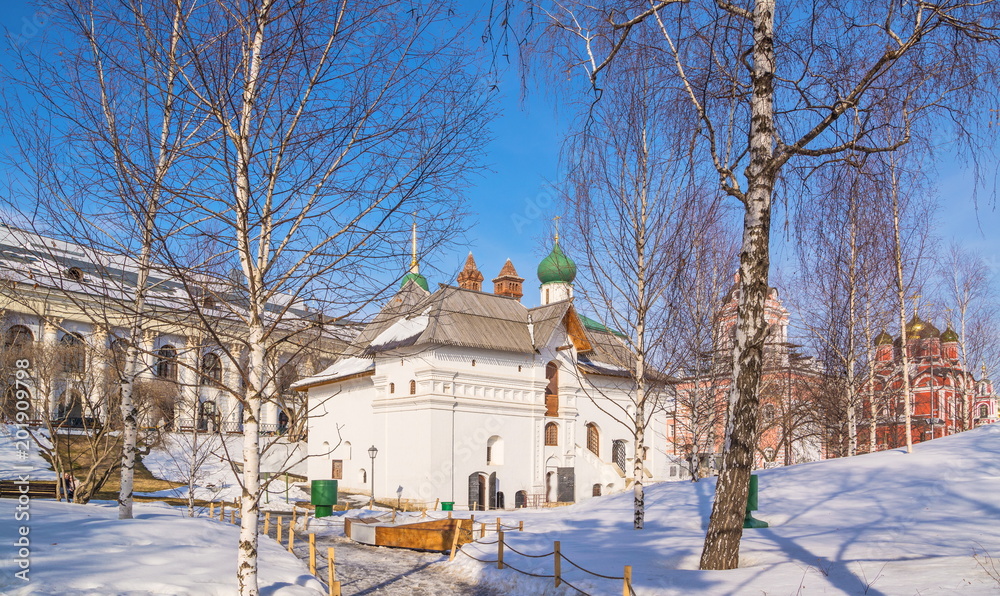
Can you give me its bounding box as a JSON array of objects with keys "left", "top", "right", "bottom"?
[
  {"left": 586, "top": 423, "right": 600, "bottom": 456},
  {"left": 612, "top": 439, "right": 627, "bottom": 472},
  {"left": 5, "top": 325, "right": 33, "bottom": 361},
  {"left": 980, "top": 404, "right": 990, "bottom": 419},
  {"left": 60, "top": 332, "right": 86, "bottom": 374},
  {"left": 201, "top": 352, "right": 222, "bottom": 386},
  {"left": 487, "top": 435, "right": 504, "bottom": 465},
  {"left": 4, "top": 325, "right": 33, "bottom": 347},
  {"left": 544, "top": 422, "right": 558, "bottom": 446},
  {"left": 409, "top": 380, "right": 416, "bottom": 395},
  {"left": 155, "top": 345, "right": 178, "bottom": 380},
  {"left": 762, "top": 404, "right": 776, "bottom": 421},
  {"left": 389, "top": 382, "right": 395, "bottom": 394},
  {"left": 545, "top": 361, "right": 559, "bottom": 417}
]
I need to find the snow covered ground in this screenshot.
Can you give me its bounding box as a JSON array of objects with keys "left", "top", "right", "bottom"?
[
  {"left": 140, "top": 433, "right": 310, "bottom": 511},
  {"left": 4, "top": 423, "right": 1000, "bottom": 594},
  {"left": 445, "top": 423, "right": 1000, "bottom": 595},
  {"left": 0, "top": 499, "right": 325, "bottom": 595},
  {"left": 0, "top": 424, "right": 56, "bottom": 481}
]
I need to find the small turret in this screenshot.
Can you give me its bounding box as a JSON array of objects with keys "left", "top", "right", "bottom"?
[
  {"left": 493, "top": 259, "right": 524, "bottom": 301},
  {"left": 457, "top": 252, "right": 484, "bottom": 291}
]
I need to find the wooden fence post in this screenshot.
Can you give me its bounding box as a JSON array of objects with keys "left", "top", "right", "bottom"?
[
  {"left": 277, "top": 516, "right": 283, "bottom": 544},
  {"left": 497, "top": 530, "right": 504, "bottom": 570},
  {"left": 434, "top": 497, "right": 439, "bottom": 511},
  {"left": 230, "top": 510, "right": 235, "bottom": 524},
  {"left": 264, "top": 512, "right": 271, "bottom": 537},
  {"left": 448, "top": 520, "right": 462, "bottom": 562},
  {"left": 623, "top": 565, "right": 632, "bottom": 596},
  {"left": 471, "top": 514, "right": 475, "bottom": 525},
  {"left": 519, "top": 520, "right": 524, "bottom": 532},
  {"left": 554, "top": 541, "right": 561, "bottom": 587},
  {"left": 480, "top": 522, "right": 486, "bottom": 539},
  {"left": 288, "top": 527, "right": 295, "bottom": 552},
  {"left": 448, "top": 511, "right": 452, "bottom": 519},
  {"left": 327, "top": 547, "right": 340, "bottom": 596},
  {"left": 219, "top": 502, "right": 225, "bottom": 521},
  {"left": 309, "top": 533, "right": 316, "bottom": 575},
  {"left": 496, "top": 517, "right": 501, "bottom": 534},
  {"left": 209, "top": 502, "right": 215, "bottom": 519}
]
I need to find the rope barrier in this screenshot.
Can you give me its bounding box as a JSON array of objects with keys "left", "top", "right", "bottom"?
[
  {"left": 455, "top": 548, "right": 498, "bottom": 565},
  {"left": 560, "top": 553, "right": 626, "bottom": 580},
  {"left": 492, "top": 559, "right": 556, "bottom": 579},
  {"left": 558, "top": 576, "right": 593, "bottom": 596},
  {"left": 502, "top": 543, "right": 555, "bottom": 559}
]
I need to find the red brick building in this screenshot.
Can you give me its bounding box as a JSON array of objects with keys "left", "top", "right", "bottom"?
[
  {"left": 665, "top": 279, "right": 828, "bottom": 479},
  {"left": 862, "top": 316, "right": 998, "bottom": 450}
]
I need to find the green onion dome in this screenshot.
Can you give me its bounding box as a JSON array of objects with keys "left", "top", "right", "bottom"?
[
  {"left": 537, "top": 242, "right": 577, "bottom": 285},
  {"left": 400, "top": 271, "right": 429, "bottom": 291},
  {"left": 941, "top": 327, "right": 959, "bottom": 343}
]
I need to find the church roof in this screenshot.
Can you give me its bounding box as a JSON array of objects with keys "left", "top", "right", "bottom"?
[{"left": 360, "top": 285, "right": 535, "bottom": 355}]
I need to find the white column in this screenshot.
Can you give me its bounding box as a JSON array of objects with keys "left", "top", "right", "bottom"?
[
  {"left": 41, "top": 318, "right": 61, "bottom": 417},
  {"left": 89, "top": 328, "right": 109, "bottom": 422},
  {"left": 178, "top": 335, "right": 200, "bottom": 427}
]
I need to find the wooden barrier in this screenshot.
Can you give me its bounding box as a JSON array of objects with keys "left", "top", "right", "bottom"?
[
  {"left": 623, "top": 565, "right": 632, "bottom": 596},
  {"left": 519, "top": 520, "right": 524, "bottom": 532},
  {"left": 230, "top": 510, "right": 235, "bottom": 524},
  {"left": 309, "top": 533, "right": 316, "bottom": 575},
  {"left": 209, "top": 502, "right": 215, "bottom": 519},
  {"left": 433, "top": 498, "right": 439, "bottom": 511},
  {"left": 496, "top": 517, "right": 501, "bottom": 534},
  {"left": 554, "top": 541, "right": 561, "bottom": 588},
  {"left": 448, "top": 519, "right": 462, "bottom": 562},
  {"left": 277, "top": 516, "right": 283, "bottom": 544},
  {"left": 264, "top": 512, "right": 271, "bottom": 536},
  {"left": 219, "top": 503, "right": 225, "bottom": 522},
  {"left": 327, "top": 547, "right": 341, "bottom": 596},
  {"left": 288, "top": 527, "right": 295, "bottom": 552},
  {"left": 0, "top": 480, "right": 58, "bottom": 499},
  {"left": 497, "top": 530, "right": 504, "bottom": 570}
]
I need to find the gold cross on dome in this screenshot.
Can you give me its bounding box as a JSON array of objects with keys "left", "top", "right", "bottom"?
[{"left": 553, "top": 215, "right": 561, "bottom": 243}]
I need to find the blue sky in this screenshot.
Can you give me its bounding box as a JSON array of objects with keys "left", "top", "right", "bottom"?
[{"left": 2, "top": 1, "right": 998, "bottom": 313}]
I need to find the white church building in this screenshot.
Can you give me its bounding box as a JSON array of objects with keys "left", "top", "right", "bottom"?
[{"left": 295, "top": 236, "right": 673, "bottom": 510}]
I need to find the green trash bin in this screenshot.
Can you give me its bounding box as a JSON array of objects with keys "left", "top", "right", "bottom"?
[
  {"left": 311, "top": 480, "right": 338, "bottom": 518},
  {"left": 440, "top": 501, "right": 454, "bottom": 511}
]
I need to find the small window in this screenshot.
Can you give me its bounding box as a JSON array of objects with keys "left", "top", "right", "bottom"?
[
  {"left": 545, "top": 362, "right": 559, "bottom": 417},
  {"left": 487, "top": 435, "right": 504, "bottom": 465},
  {"left": 586, "top": 423, "right": 599, "bottom": 456},
  {"left": 389, "top": 382, "right": 395, "bottom": 394},
  {"left": 155, "top": 345, "right": 178, "bottom": 380},
  {"left": 201, "top": 352, "right": 222, "bottom": 386},
  {"left": 980, "top": 404, "right": 989, "bottom": 418},
  {"left": 65, "top": 267, "right": 84, "bottom": 282},
  {"left": 544, "top": 422, "right": 558, "bottom": 446},
  {"left": 592, "top": 483, "right": 601, "bottom": 497},
  {"left": 409, "top": 380, "right": 416, "bottom": 395},
  {"left": 518, "top": 365, "right": 522, "bottom": 372},
  {"left": 331, "top": 460, "right": 343, "bottom": 480},
  {"left": 471, "top": 359, "right": 476, "bottom": 367},
  {"left": 612, "top": 439, "right": 627, "bottom": 472},
  {"left": 202, "top": 295, "right": 216, "bottom": 310}
]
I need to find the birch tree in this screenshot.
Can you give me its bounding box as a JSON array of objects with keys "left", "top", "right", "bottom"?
[
  {"left": 1, "top": 0, "right": 202, "bottom": 519},
  {"left": 159, "top": 1, "right": 490, "bottom": 592},
  {"left": 527, "top": 0, "right": 1000, "bottom": 569}
]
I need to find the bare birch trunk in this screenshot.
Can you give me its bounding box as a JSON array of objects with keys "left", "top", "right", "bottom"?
[
  {"left": 113, "top": 0, "right": 183, "bottom": 521},
  {"left": 889, "top": 162, "right": 914, "bottom": 454}
]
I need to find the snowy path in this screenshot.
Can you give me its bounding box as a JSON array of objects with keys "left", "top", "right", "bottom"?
[{"left": 293, "top": 534, "right": 503, "bottom": 595}]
